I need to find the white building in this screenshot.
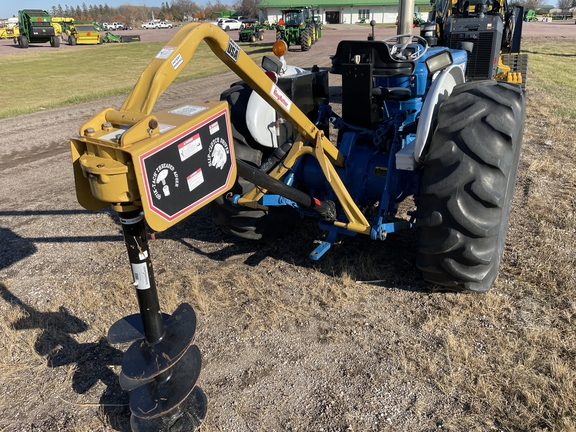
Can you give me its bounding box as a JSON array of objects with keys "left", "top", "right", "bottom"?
[{"left": 259, "top": 0, "right": 431, "bottom": 24}]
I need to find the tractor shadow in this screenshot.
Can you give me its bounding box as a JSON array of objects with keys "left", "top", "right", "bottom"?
[
  {"left": 0, "top": 227, "right": 37, "bottom": 271},
  {"left": 0, "top": 283, "right": 131, "bottom": 431},
  {"left": 0, "top": 209, "right": 122, "bottom": 272},
  {"left": 159, "top": 207, "right": 428, "bottom": 293}
]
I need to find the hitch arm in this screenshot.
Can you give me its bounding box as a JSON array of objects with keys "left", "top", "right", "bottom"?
[{"left": 117, "top": 22, "right": 369, "bottom": 233}]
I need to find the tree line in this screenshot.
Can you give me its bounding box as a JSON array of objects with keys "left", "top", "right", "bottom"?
[
  {"left": 48, "top": 0, "right": 263, "bottom": 24},
  {"left": 509, "top": 0, "right": 575, "bottom": 13}
]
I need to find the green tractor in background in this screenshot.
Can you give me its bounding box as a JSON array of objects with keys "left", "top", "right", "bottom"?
[
  {"left": 102, "top": 31, "right": 121, "bottom": 43},
  {"left": 238, "top": 19, "right": 265, "bottom": 42},
  {"left": 101, "top": 31, "right": 141, "bottom": 43},
  {"left": 17, "top": 9, "right": 60, "bottom": 48},
  {"left": 524, "top": 9, "right": 539, "bottom": 21},
  {"left": 275, "top": 6, "right": 321, "bottom": 51}
]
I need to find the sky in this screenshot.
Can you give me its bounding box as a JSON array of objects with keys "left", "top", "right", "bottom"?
[{"left": 0, "top": 1, "right": 173, "bottom": 19}]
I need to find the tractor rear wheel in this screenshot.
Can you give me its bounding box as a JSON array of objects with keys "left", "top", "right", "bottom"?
[
  {"left": 211, "top": 83, "right": 300, "bottom": 241},
  {"left": 250, "top": 34, "right": 256, "bottom": 42},
  {"left": 300, "top": 27, "right": 311, "bottom": 51},
  {"left": 276, "top": 31, "right": 289, "bottom": 49},
  {"left": 50, "top": 36, "right": 60, "bottom": 47},
  {"left": 69, "top": 35, "right": 77, "bottom": 45},
  {"left": 417, "top": 81, "right": 525, "bottom": 293}
]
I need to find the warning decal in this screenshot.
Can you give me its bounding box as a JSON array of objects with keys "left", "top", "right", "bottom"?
[
  {"left": 139, "top": 109, "right": 235, "bottom": 223},
  {"left": 156, "top": 46, "right": 176, "bottom": 59},
  {"left": 187, "top": 168, "right": 204, "bottom": 191},
  {"left": 171, "top": 53, "right": 184, "bottom": 70},
  {"left": 178, "top": 133, "right": 202, "bottom": 162}
]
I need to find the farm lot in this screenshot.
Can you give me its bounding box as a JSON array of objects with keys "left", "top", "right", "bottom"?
[{"left": 0, "top": 21, "right": 575, "bottom": 432}]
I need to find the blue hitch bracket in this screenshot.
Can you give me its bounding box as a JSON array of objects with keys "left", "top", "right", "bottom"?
[
  {"left": 370, "top": 220, "right": 411, "bottom": 241},
  {"left": 310, "top": 223, "right": 358, "bottom": 260}
]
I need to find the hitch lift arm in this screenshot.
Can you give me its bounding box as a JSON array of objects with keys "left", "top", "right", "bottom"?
[{"left": 114, "top": 23, "right": 370, "bottom": 234}]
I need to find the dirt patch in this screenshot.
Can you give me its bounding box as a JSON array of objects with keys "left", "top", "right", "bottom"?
[{"left": 0, "top": 22, "right": 575, "bottom": 432}]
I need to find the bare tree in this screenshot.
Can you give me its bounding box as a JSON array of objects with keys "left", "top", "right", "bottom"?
[
  {"left": 203, "top": 0, "right": 233, "bottom": 19},
  {"left": 523, "top": 0, "right": 545, "bottom": 11},
  {"left": 171, "top": 0, "right": 201, "bottom": 21},
  {"left": 557, "top": 0, "right": 572, "bottom": 12},
  {"left": 235, "top": 0, "right": 259, "bottom": 18},
  {"left": 193, "top": 9, "right": 205, "bottom": 20},
  {"left": 117, "top": 5, "right": 143, "bottom": 25}
]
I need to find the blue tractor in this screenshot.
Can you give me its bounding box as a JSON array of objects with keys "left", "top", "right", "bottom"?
[
  {"left": 72, "top": 7, "right": 526, "bottom": 296},
  {"left": 68, "top": 5, "right": 527, "bottom": 425},
  {"left": 213, "top": 12, "right": 526, "bottom": 293}
]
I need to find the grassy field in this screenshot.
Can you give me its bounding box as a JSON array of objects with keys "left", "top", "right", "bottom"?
[
  {"left": 2, "top": 38, "right": 575, "bottom": 121},
  {"left": 0, "top": 41, "right": 272, "bottom": 119},
  {"left": 520, "top": 39, "right": 576, "bottom": 120},
  {"left": 0, "top": 37, "right": 575, "bottom": 431}
]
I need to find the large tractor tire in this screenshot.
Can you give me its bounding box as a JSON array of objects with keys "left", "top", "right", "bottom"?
[
  {"left": 69, "top": 35, "right": 77, "bottom": 45},
  {"left": 300, "top": 27, "right": 311, "bottom": 51},
  {"left": 50, "top": 36, "right": 60, "bottom": 47},
  {"left": 211, "top": 83, "right": 299, "bottom": 241},
  {"left": 417, "top": 81, "right": 525, "bottom": 293}
]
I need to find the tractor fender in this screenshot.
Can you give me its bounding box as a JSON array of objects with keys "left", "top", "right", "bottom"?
[
  {"left": 413, "top": 64, "right": 465, "bottom": 164},
  {"left": 246, "top": 65, "right": 308, "bottom": 148}
]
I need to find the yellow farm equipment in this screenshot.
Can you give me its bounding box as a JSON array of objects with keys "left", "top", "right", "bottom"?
[
  {"left": 65, "top": 24, "right": 102, "bottom": 45},
  {"left": 50, "top": 17, "right": 102, "bottom": 45},
  {"left": 51, "top": 18, "right": 102, "bottom": 45},
  {"left": 50, "top": 17, "right": 74, "bottom": 38},
  {"left": 0, "top": 24, "right": 19, "bottom": 40}
]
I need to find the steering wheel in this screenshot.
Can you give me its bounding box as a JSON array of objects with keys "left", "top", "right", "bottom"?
[{"left": 383, "top": 34, "right": 429, "bottom": 61}]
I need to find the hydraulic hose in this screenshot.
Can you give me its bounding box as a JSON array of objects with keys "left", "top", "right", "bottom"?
[{"left": 236, "top": 159, "right": 336, "bottom": 222}]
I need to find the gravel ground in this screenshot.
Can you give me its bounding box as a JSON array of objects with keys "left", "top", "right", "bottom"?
[{"left": 0, "top": 21, "right": 575, "bottom": 432}]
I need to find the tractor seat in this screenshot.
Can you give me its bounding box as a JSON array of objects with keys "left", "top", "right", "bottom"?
[{"left": 330, "top": 40, "right": 415, "bottom": 77}]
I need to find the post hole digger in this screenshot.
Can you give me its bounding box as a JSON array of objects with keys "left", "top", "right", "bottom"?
[{"left": 70, "top": 15, "right": 525, "bottom": 430}]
